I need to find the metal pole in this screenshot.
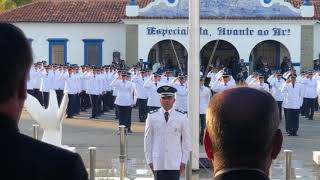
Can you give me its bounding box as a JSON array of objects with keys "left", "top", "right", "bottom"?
[
  {"left": 186, "top": 151, "right": 193, "bottom": 180},
  {"left": 188, "top": 0, "right": 200, "bottom": 171},
  {"left": 89, "top": 147, "right": 96, "bottom": 180},
  {"left": 119, "top": 125, "right": 126, "bottom": 180},
  {"left": 269, "top": 163, "right": 272, "bottom": 179},
  {"left": 32, "top": 124, "right": 40, "bottom": 140},
  {"left": 284, "top": 149, "right": 293, "bottom": 180}
]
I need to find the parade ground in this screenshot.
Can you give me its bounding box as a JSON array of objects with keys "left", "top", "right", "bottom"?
[{"left": 19, "top": 108, "right": 320, "bottom": 179}]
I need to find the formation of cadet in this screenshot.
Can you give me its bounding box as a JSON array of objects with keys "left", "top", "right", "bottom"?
[{"left": 27, "top": 61, "right": 320, "bottom": 137}]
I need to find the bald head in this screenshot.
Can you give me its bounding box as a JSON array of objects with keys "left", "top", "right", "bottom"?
[{"left": 205, "top": 87, "right": 282, "bottom": 173}]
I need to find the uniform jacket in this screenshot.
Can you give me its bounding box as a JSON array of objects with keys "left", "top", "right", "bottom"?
[
  {"left": 0, "top": 113, "right": 88, "bottom": 180},
  {"left": 249, "top": 81, "right": 270, "bottom": 92},
  {"left": 200, "top": 85, "right": 211, "bottom": 114},
  {"left": 211, "top": 80, "right": 235, "bottom": 93},
  {"left": 131, "top": 76, "right": 148, "bottom": 99},
  {"left": 267, "top": 76, "right": 285, "bottom": 101},
  {"left": 111, "top": 79, "right": 134, "bottom": 106},
  {"left": 144, "top": 108, "right": 192, "bottom": 171},
  {"left": 281, "top": 82, "right": 303, "bottom": 109},
  {"left": 172, "top": 82, "right": 188, "bottom": 112},
  {"left": 143, "top": 79, "right": 165, "bottom": 107},
  {"left": 214, "top": 169, "right": 269, "bottom": 180}
]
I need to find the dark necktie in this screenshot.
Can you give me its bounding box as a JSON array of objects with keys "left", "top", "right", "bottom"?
[
  {"left": 164, "top": 112, "right": 169, "bottom": 122},
  {"left": 293, "top": 83, "right": 295, "bottom": 88}
]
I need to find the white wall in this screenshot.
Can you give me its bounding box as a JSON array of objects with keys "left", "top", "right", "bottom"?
[
  {"left": 314, "top": 23, "right": 320, "bottom": 60},
  {"left": 138, "top": 21, "right": 301, "bottom": 65},
  {"left": 15, "top": 23, "right": 126, "bottom": 65}
]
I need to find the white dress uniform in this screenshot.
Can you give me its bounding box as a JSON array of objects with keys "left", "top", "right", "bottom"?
[
  {"left": 172, "top": 81, "right": 188, "bottom": 113},
  {"left": 144, "top": 79, "right": 165, "bottom": 108},
  {"left": 85, "top": 72, "right": 103, "bottom": 118},
  {"left": 33, "top": 68, "right": 42, "bottom": 90},
  {"left": 267, "top": 76, "right": 285, "bottom": 102},
  {"left": 132, "top": 75, "right": 149, "bottom": 100},
  {"left": 39, "top": 70, "right": 54, "bottom": 93},
  {"left": 53, "top": 69, "right": 65, "bottom": 106},
  {"left": 211, "top": 79, "right": 235, "bottom": 93},
  {"left": 111, "top": 77, "right": 134, "bottom": 131},
  {"left": 248, "top": 81, "right": 269, "bottom": 92},
  {"left": 110, "top": 79, "right": 134, "bottom": 107},
  {"left": 303, "top": 78, "right": 318, "bottom": 100},
  {"left": 302, "top": 77, "right": 318, "bottom": 119},
  {"left": 53, "top": 70, "right": 65, "bottom": 91},
  {"left": 132, "top": 75, "right": 149, "bottom": 122},
  {"left": 161, "top": 76, "right": 175, "bottom": 85},
  {"left": 281, "top": 81, "right": 304, "bottom": 135},
  {"left": 144, "top": 107, "right": 192, "bottom": 171},
  {"left": 281, "top": 82, "right": 303, "bottom": 109},
  {"left": 200, "top": 85, "right": 211, "bottom": 115},
  {"left": 27, "top": 67, "right": 36, "bottom": 91},
  {"left": 40, "top": 69, "right": 54, "bottom": 108}
]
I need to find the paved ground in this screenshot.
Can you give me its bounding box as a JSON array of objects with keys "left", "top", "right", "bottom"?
[{"left": 18, "top": 108, "right": 320, "bottom": 179}]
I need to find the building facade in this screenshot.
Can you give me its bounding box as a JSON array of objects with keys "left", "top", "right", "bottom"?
[{"left": 0, "top": 0, "right": 319, "bottom": 72}]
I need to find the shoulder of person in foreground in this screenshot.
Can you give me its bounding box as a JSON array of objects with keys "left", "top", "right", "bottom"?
[{"left": 16, "top": 133, "right": 88, "bottom": 180}]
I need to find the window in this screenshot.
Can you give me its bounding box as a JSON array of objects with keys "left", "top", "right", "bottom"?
[
  {"left": 83, "top": 39, "right": 104, "bottom": 66},
  {"left": 47, "top": 39, "right": 68, "bottom": 65}
]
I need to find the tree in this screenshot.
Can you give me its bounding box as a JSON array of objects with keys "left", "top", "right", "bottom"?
[
  {"left": 0, "top": 0, "right": 16, "bottom": 12},
  {"left": 12, "top": 0, "right": 32, "bottom": 6}
]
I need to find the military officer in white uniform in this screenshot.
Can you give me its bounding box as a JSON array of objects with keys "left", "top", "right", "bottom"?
[
  {"left": 171, "top": 74, "right": 188, "bottom": 113},
  {"left": 161, "top": 69, "right": 175, "bottom": 85},
  {"left": 144, "top": 73, "right": 165, "bottom": 111},
  {"left": 131, "top": 69, "right": 149, "bottom": 122},
  {"left": 281, "top": 73, "right": 304, "bottom": 136},
  {"left": 211, "top": 69, "right": 236, "bottom": 93},
  {"left": 111, "top": 71, "right": 134, "bottom": 133},
  {"left": 268, "top": 71, "right": 285, "bottom": 120},
  {"left": 248, "top": 74, "right": 270, "bottom": 92},
  {"left": 144, "top": 85, "right": 192, "bottom": 180}
]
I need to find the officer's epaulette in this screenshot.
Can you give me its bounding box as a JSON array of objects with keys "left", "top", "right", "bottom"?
[
  {"left": 148, "top": 109, "right": 159, "bottom": 114},
  {"left": 175, "top": 109, "right": 185, "bottom": 114}
]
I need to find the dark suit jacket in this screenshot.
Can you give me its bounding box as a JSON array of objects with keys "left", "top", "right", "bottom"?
[
  {"left": 0, "top": 113, "right": 88, "bottom": 180},
  {"left": 214, "top": 169, "right": 270, "bottom": 180}
]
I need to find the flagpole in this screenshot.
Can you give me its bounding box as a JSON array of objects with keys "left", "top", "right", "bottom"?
[{"left": 188, "top": 0, "right": 200, "bottom": 171}]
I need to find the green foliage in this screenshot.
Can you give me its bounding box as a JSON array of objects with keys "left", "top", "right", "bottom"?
[
  {"left": 0, "top": 0, "right": 16, "bottom": 12},
  {"left": 0, "top": 0, "right": 32, "bottom": 12},
  {"left": 12, "top": 0, "right": 32, "bottom": 6}
]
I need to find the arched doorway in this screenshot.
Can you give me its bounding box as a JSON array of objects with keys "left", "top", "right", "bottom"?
[
  {"left": 249, "top": 40, "right": 291, "bottom": 73},
  {"left": 147, "top": 40, "right": 188, "bottom": 74},
  {"left": 200, "top": 40, "right": 239, "bottom": 76}
]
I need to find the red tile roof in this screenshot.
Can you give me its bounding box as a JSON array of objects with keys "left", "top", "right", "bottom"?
[
  {"left": 0, "top": 0, "right": 151, "bottom": 23},
  {"left": 0, "top": 0, "right": 318, "bottom": 23}
]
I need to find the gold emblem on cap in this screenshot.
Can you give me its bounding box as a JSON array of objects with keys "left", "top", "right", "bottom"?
[{"left": 163, "top": 86, "right": 170, "bottom": 91}]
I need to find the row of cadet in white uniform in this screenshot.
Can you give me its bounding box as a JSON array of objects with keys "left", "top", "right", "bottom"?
[
  {"left": 27, "top": 65, "right": 320, "bottom": 115},
  {"left": 207, "top": 70, "right": 319, "bottom": 110},
  {"left": 26, "top": 66, "right": 212, "bottom": 115}
]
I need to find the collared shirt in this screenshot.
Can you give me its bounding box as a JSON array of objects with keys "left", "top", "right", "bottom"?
[{"left": 215, "top": 168, "right": 269, "bottom": 179}]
